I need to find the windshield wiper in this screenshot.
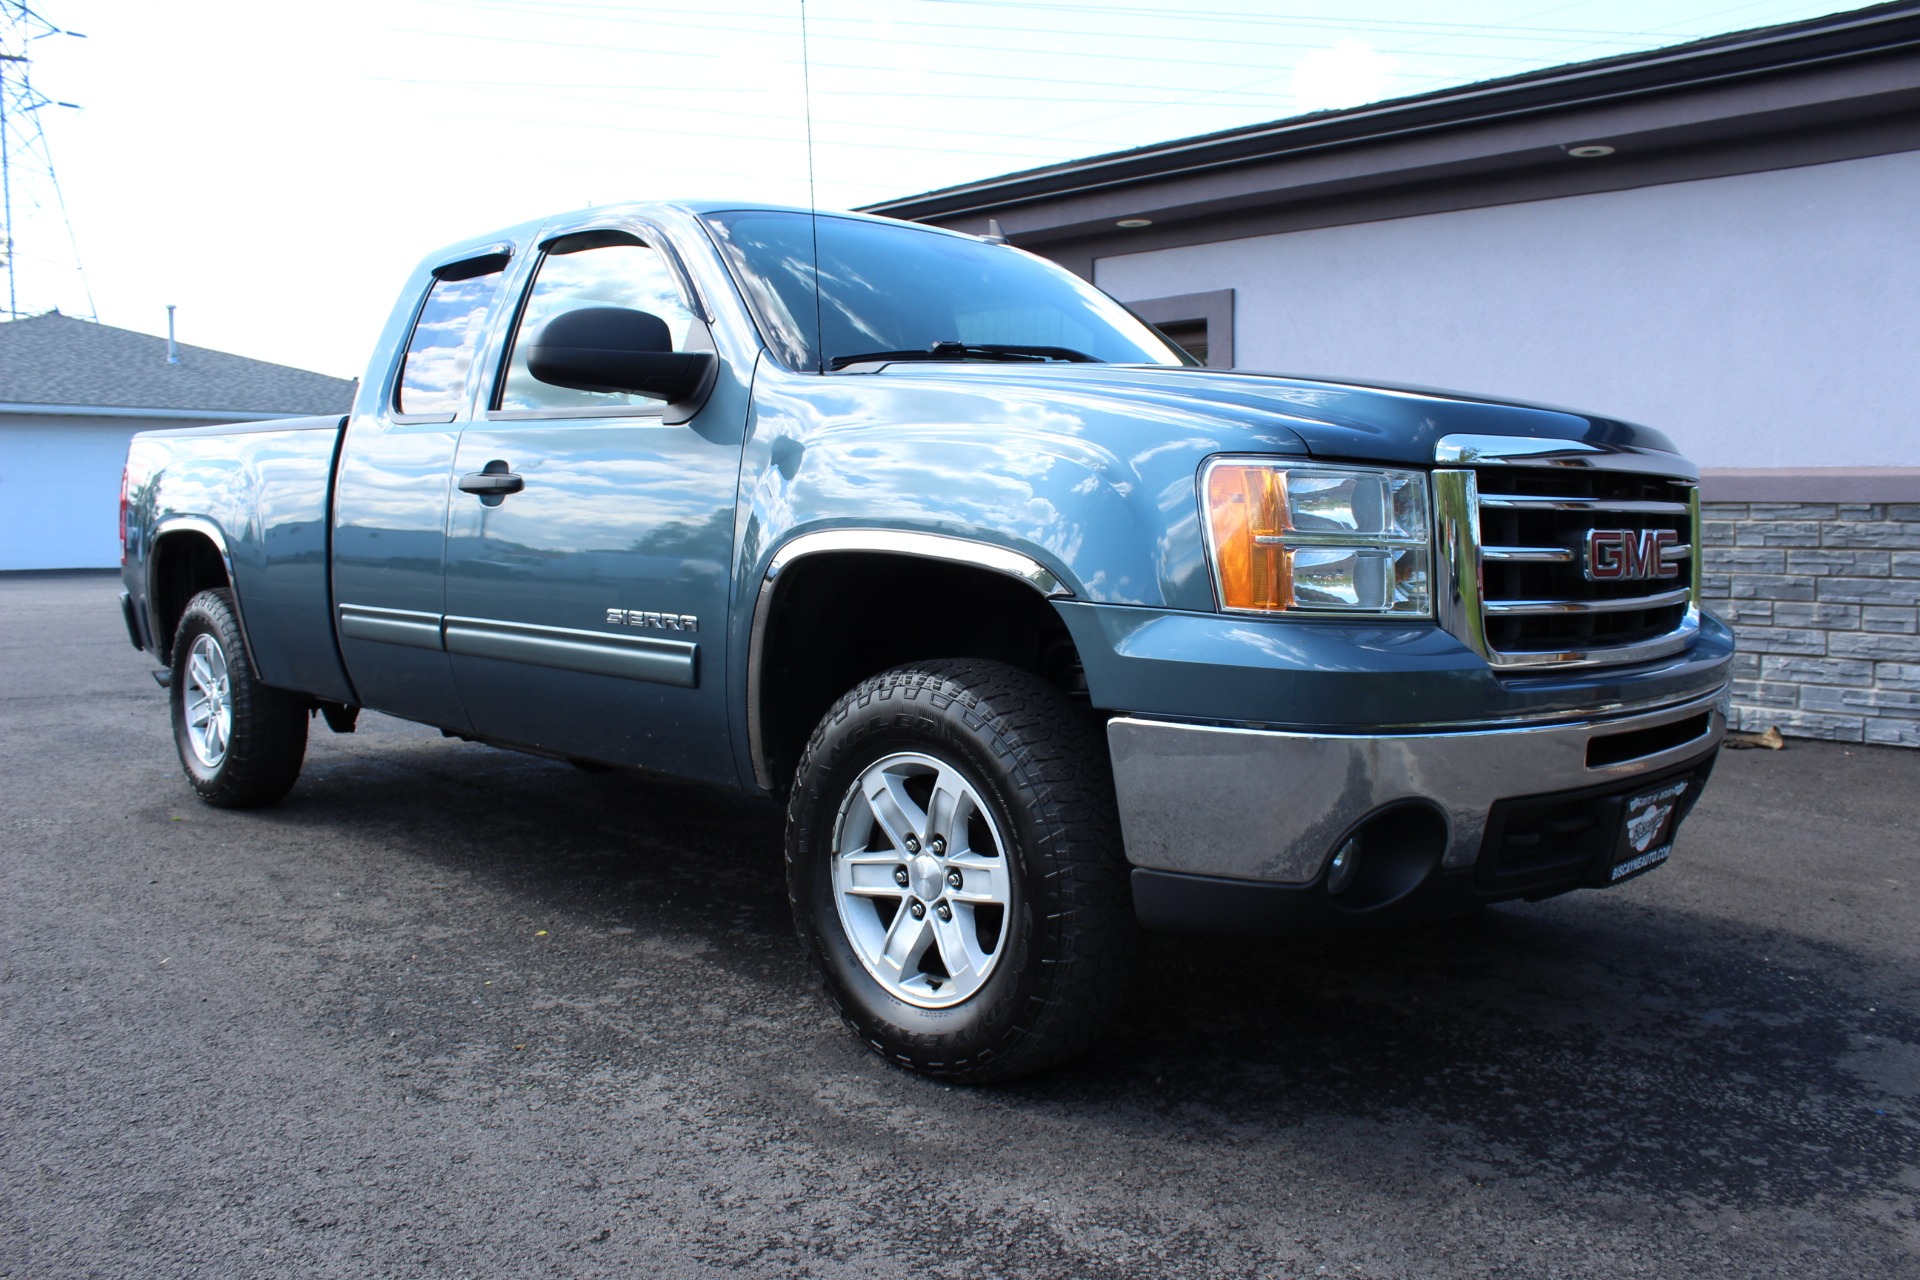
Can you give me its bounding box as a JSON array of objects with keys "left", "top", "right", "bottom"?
[{"left": 828, "top": 341, "right": 1101, "bottom": 371}]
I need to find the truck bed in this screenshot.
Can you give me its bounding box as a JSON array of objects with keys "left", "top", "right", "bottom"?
[{"left": 123, "top": 415, "right": 353, "bottom": 704}]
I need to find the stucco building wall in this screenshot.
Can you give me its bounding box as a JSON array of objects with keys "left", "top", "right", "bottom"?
[
  {"left": 1090, "top": 149, "right": 1919, "bottom": 471},
  {"left": 1084, "top": 152, "right": 1920, "bottom": 743}
]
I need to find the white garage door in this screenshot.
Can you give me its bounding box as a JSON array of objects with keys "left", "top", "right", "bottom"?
[{"left": 0, "top": 417, "right": 161, "bottom": 571}]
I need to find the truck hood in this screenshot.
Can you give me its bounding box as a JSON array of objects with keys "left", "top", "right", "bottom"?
[{"left": 858, "top": 362, "right": 1681, "bottom": 466}]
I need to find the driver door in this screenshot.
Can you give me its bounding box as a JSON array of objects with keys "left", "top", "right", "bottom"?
[{"left": 442, "top": 225, "right": 744, "bottom": 785}]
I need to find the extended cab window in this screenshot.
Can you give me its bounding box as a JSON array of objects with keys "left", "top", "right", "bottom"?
[
  {"left": 496, "top": 235, "right": 697, "bottom": 414},
  {"left": 395, "top": 265, "right": 505, "bottom": 417}
]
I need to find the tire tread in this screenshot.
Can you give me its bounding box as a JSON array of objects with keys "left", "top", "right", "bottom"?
[
  {"left": 171, "top": 588, "right": 308, "bottom": 808},
  {"left": 786, "top": 659, "right": 1137, "bottom": 1083}
]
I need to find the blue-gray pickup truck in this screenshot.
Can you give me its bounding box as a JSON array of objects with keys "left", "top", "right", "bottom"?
[{"left": 119, "top": 201, "right": 1731, "bottom": 1081}]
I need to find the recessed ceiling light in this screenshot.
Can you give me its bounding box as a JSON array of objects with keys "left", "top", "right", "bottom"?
[
  {"left": 1116, "top": 217, "right": 1153, "bottom": 228},
  {"left": 1567, "top": 144, "right": 1616, "bottom": 159}
]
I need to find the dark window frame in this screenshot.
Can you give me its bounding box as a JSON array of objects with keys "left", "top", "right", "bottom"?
[{"left": 1126, "top": 289, "right": 1235, "bottom": 368}]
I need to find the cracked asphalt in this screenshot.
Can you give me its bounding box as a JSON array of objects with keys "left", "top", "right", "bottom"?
[{"left": 2, "top": 571, "right": 1916, "bottom": 1278}]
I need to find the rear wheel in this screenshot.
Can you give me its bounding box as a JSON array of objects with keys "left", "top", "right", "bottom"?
[
  {"left": 169, "top": 589, "right": 308, "bottom": 808},
  {"left": 786, "top": 660, "right": 1137, "bottom": 1083}
]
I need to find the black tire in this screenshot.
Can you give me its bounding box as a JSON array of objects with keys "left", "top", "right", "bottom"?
[
  {"left": 169, "top": 588, "right": 308, "bottom": 808},
  {"left": 785, "top": 659, "right": 1138, "bottom": 1083}
]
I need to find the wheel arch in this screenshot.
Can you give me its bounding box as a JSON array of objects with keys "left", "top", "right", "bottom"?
[
  {"left": 147, "top": 518, "right": 252, "bottom": 667},
  {"left": 745, "top": 530, "right": 1083, "bottom": 794}
]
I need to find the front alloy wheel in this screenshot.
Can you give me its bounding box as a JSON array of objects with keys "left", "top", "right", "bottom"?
[
  {"left": 831, "top": 750, "right": 1013, "bottom": 1008},
  {"left": 787, "top": 659, "right": 1137, "bottom": 1083}
]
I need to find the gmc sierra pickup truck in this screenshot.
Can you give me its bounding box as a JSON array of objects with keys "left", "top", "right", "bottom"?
[{"left": 119, "top": 201, "right": 1731, "bottom": 1081}]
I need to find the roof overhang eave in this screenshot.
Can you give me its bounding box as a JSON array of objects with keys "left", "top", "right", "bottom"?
[{"left": 862, "top": 4, "right": 1920, "bottom": 222}]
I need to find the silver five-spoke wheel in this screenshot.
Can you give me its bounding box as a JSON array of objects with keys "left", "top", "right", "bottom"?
[
  {"left": 831, "top": 750, "right": 1012, "bottom": 1008},
  {"left": 183, "top": 632, "right": 233, "bottom": 769}
]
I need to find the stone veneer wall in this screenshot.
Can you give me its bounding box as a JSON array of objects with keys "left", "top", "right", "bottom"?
[{"left": 1701, "top": 493, "right": 1920, "bottom": 747}]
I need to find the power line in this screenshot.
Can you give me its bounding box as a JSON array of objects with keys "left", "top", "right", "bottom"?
[
  {"left": 376, "top": 1, "right": 1821, "bottom": 159},
  {"left": 406, "top": 101, "right": 1088, "bottom": 165},
  {"left": 388, "top": 24, "right": 1358, "bottom": 98},
  {"left": 373, "top": 76, "right": 1292, "bottom": 105},
  {"left": 365, "top": 77, "right": 1306, "bottom": 150},
  {"left": 400, "top": 1, "right": 1670, "bottom": 70},
  {"left": 0, "top": 0, "right": 90, "bottom": 320},
  {"left": 420, "top": 0, "right": 1700, "bottom": 47},
  {"left": 917, "top": 0, "right": 1733, "bottom": 41}
]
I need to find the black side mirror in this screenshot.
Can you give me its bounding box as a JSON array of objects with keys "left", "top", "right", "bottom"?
[{"left": 527, "top": 306, "right": 715, "bottom": 403}]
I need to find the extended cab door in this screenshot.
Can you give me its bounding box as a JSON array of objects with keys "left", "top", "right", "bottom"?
[
  {"left": 441, "top": 223, "right": 745, "bottom": 784},
  {"left": 332, "top": 248, "right": 517, "bottom": 731}
]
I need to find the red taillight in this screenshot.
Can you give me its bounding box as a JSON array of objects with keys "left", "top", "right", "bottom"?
[{"left": 119, "top": 464, "right": 130, "bottom": 554}]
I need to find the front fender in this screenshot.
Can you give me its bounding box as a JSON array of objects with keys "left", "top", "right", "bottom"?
[
  {"left": 732, "top": 363, "right": 1294, "bottom": 612},
  {"left": 724, "top": 362, "right": 1307, "bottom": 793}
]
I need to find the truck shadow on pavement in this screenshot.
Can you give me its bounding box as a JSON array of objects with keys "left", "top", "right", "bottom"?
[{"left": 270, "top": 733, "right": 1919, "bottom": 1223}]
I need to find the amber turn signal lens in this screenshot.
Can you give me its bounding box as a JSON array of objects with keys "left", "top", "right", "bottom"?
[{"left": 1206, "top": 463, "right": 1291, "bottom": 610}]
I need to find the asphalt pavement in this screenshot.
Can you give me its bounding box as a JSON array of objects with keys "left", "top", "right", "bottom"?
[{"left": 2, "top": 571, "right": 1916, "bottom": 1279}]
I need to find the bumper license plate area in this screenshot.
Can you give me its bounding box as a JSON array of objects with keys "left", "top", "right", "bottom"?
[
  {"left": 1609, "top": 778, "right": 1692, "bottom": 883},
  {"left": 1477, "top": 756, "right": 1715, "bottom": 900}
]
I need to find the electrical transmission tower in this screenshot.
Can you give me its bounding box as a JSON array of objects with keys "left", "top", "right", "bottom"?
[{"left": 1, "top": 1, "right": 91, "bottom": 320}]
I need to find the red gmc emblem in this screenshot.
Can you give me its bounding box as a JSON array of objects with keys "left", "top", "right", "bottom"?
[{"left": 1584, "top": 528, "right": 1681, "bottom": 582}]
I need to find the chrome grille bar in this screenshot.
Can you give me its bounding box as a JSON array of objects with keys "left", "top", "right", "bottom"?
[
  {"left": 1486, "top": 587, "right": 1692, "bottom": 616},
  {"left": 1482, "top": 545, "right": 1574, "bottom": 563},
  {"left": 1478, "top": 495, "right": 1692, "bottom": 515},
  {"left": 1432, "top": 462, "right": 1701, "bottom": 670}
]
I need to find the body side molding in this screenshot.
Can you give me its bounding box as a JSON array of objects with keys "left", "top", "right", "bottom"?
[
  {"left": 444, "top": 615, "right": 697, "bottom": 687},
  {"left": 341, "top": 607, "right": 699, "bottom": 687},
  {"left": 337, "top": 603, "right": 446, "bottom": 651}
]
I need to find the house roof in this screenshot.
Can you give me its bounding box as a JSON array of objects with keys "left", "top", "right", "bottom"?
[
  {"left": 0, "top": 312, "right": 356, "bottom": 417},
  {"left": 862, "top": 1, "right": 1920, "bottom": 225}
]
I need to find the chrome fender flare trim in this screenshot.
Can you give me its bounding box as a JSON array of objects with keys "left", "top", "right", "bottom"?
[
  {"left": 147, "top": 516, "right": 260, "bottom": 671},
  {"left": 745, "top": 529, "right": 1074, "bottom": 792}
]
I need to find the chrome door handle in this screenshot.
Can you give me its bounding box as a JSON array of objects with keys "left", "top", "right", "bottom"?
[
  {"left": 459, "top": 462, "right": 524, "bottom": 504},
  {"left": 458, "top": 472, "right": 523, "bottom": 494}
]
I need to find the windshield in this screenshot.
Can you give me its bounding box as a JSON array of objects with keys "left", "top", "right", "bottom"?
[{"left": 702, "top": 210, "right": 1188, "bottom": 373}]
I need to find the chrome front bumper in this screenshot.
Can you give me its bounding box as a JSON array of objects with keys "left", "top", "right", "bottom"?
[{"left": 1107, "top": 688, "right": 1726, "bottom": 885}]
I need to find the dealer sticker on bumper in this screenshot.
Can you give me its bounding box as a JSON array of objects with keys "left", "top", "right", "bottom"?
[{"left": 1610, "top": 778, "right": 1691, "bottom": 882}]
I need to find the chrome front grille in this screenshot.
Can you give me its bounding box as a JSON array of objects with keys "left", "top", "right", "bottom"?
[{"left": 1434, "top": 449, "right": 1702, "bottom": 669}]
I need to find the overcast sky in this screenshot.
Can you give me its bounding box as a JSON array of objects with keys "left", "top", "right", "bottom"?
[{"left": 3, "top": 0, "right": 1851, "bottom": 381}]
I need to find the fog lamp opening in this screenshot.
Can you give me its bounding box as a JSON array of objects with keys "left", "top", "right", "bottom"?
[
  {"left": 1326, "top": 838, "right": 1361, "bottom": 895},
  {"left": 1323, "top": 804, "right": 1449, "bottom": 911}
]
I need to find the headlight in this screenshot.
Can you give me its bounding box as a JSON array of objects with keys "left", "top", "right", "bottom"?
[{"left": 1202, "top": 459, "right": 1431, "bottom": 616}]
